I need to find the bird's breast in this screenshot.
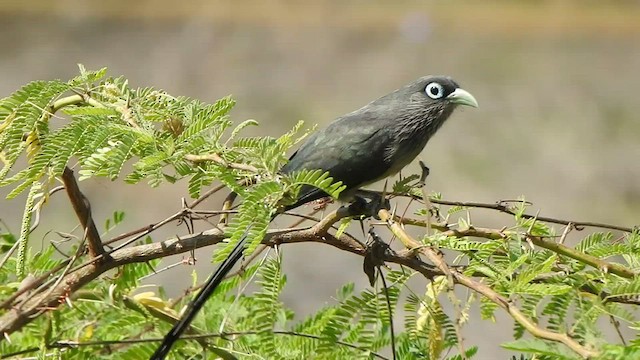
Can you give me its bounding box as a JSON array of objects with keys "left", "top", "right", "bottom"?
[{"left": 381, "top": 137, "right": 429, "bottom": 178}]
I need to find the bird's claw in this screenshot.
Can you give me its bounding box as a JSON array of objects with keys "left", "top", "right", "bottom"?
[{"left": 363, "top": 228, "right": 392, "bottom": 286}]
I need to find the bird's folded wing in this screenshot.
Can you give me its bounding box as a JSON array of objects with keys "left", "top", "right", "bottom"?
[{"left": 281, "top": 110, "right": 393, "bottom": 209}]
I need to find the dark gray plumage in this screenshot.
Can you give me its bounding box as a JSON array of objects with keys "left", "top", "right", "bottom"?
[
  {"left": 281, "top": 75, "right": 478, "bottom": 209},
  {"left": 152, "top": 75, "right": 477, "bottom": 359}
]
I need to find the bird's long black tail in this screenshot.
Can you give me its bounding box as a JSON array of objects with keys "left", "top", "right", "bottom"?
[
  {"left": 152, "top": 192, "right": 321, "bottom": 358},
  {"left": 150, "top": 233, "right": 250, "bottom": 359}
]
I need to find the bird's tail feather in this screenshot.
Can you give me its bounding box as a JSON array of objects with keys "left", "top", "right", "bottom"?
[{"left": 150, "top": 234, "right": 249, "bottom": 359}]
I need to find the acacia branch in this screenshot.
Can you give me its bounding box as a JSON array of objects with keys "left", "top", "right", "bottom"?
[
  {"left": 50, "top": 93, "right": 103, "bottom": 114},
  {"left": 527, "top": 234, "right": 637, "bottom": 279},
  {"left": 378, "top": 209, "right": 599, "bottom": 359},
  {"left": 0, "top": 208, "right": 439, "bottom": 337},
  {"left": 397, "top": 215, "right": 638, "bottom": 279}
]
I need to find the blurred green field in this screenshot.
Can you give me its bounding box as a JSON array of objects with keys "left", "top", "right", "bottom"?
[{"left": 3, "top": 0, "right": 640, "bottom": 36}]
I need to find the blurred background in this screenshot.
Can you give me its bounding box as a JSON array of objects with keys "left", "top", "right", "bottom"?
[{"left": 1, "top": 0, "right": 640, "bottom": 358}]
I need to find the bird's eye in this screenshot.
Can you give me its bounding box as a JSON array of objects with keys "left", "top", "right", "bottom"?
[{"left": 425, "top": 82, "right": 444, "bottom": 99}]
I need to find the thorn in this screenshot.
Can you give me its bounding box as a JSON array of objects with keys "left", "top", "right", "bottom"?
[{"left": 417, "top": 160, "right": 430, "bottom": 187}]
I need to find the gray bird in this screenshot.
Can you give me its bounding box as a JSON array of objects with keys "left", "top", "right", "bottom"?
[
  {"left": 152, "top": 75, "right": 478, "bottom": 359},
  {"left": 281, "top": 75, "right": 477, "bottom": 209}
]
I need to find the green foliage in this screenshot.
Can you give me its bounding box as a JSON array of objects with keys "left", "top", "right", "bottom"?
[
  {"left": 423, "top": 197, "right": 640, "bottom": 359},
  {"left": 1, "top": 65, "right": 345, "bottom": 277},
  {"left": 16, "top": 182, "right": 40, "bottom": 279},
  {"left": 0, "top": 246, "right": 159, "bottom": 359}
]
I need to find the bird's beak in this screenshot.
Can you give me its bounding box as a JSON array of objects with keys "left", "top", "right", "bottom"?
[{"left": 446, "top": 88, "right": 478, "bottom": 108}]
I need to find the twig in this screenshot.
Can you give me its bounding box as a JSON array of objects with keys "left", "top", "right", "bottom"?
[
  {"left": 0, "top": 241, "right": 20, "bottom": 271},
  {"left": 188, "top": 183, "right": 227, "bottom": 209},
  {"left": 103, "top": 183, "right": 228, "bottom": 247},
  {"left": 429, "top": 198, "right": 636, "bottom": 233},
  {"left": 609, "top": 315, "right": 627, "bottom": 346},
  {"left": 527, "top": 234, "right": 637, "bottom": 279},
  {"left": 0, "top": 208, "right": 426, "bottom": 336},
  {"left": 558, "top": 223, "right": 574, "bottom": 245},
  {"left": 1, "top": 192, "right": 634, "bottom": 353},
  {"left": 49, "top": 93, "right": 103, "bottom": 114},
  {"left": 185, "top": 153, "right": 258, "bottom": 173},
  {"left": 20, "top": 227, "right": 89, "bottom": 313},
  {"left": 138, "top": 258, "right": 194, "bottom": 282},
  {"left": 8, "top": 205, "right": 218, "bottom": 311},
  {"left": 61, "top": 167, "right": 104, "bottom": 257},
  {"left": 381, "top": 193, "right": 636, "bottom": 233},
  {"left": 0, "top": 260, "right": 72, "bottom": 311},
  {"left": 103, "top": 209, "right": 189, "bottom": 246}
]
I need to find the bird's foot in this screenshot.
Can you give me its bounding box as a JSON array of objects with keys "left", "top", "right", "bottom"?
[
  {"left": 347, "top": 196, "right": 368, "bottom": 217},
  {"left": 348, "top": 192, "right": 390, "bottom": 219}
]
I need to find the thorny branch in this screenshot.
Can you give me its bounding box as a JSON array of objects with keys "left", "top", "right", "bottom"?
[
  {"left": 378, "top": 209, "right": 599, "bottom": 359},
  {"left": 393, "top": 215, "right": 638, "bottom": 279},
  {"left": 61, "top": 167, "right": 104, "bottom": 257},
  {"left": 0, "top": 179, "right": 227, "bottom": 313},
  {"left": 425, "top": 197, "right": 636, "bottom": 233}
]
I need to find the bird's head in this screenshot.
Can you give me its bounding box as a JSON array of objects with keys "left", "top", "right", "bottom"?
[
  {"left": 409, "top": 75, "right": 478, "bottom": 109},
  {"left": 375, "top": 75, "right": 478, "bottom": 141},
  {"left": 372, "top": 75, "right": 478, "bottom": 118}
]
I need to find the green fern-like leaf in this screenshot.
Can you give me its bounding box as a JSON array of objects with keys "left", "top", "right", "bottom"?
[
  {"left": 541, "top": 293, "right": 572, "bottom": 333},
  {"left": 178, "top": 97, "right": 234, "bottom": 144},
  {"left": 607, "top": 276, "right": 640, "bottom": 300},
  {"left": 284, "top": 169, "right": 346, "bottom": 201},
  {"left": 576, "top": 232, "right": 611, "bottom": 252},
  {"left": 514, "top": 294, "right": 543, "bottom": 339},
  {"left": 251, "top": 256, "right": 286, "bottom": 358},
  {"left": 513, "top": 254, "right": 557, "bottom": 290},
  {"left": 216, "top": 181, "right": 281, "bottom": 262},
  {"left": 480, "top": 295, "right": 498, "bottom": 321},
  {"left": 0, "top": 80, "right": 70, "bottom": 184}
]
